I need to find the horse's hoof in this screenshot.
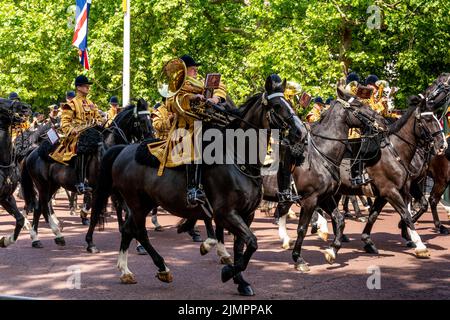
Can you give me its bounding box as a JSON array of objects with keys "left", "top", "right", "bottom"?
[
  {"left": 323, "top": 248, "right": 336, "bottom": 264},
  {"left": 120, "top": 273, "right": 137, "bottom": 284},
  {"left": 54, "top": 237, "right": 66, "bottom": 246},
  {"left": 0, "top": 237, "right": 6, "bottom": 248},
  {"left": 238, "top": 284, "right": 255, "bottom": 296},
  {"left": 32, "top": 241, "right": 44, "bottom": 249},
  {"left": 70, "top": 209, "right": 76, "bottom": 216},
  {"left": 439, "top": 225, "right": 449, "bottom": 235},
  {"left": 221, "top": 265, "right": 235, "bottom": 283},
  {"left": 281, "top": 242, "right": 291, "bottom": 250},
  {"left": 220, "top": 256, "right": 233, "bottom": 265},
  {"left": 318, "top": 230, "right": 328, "bottom": 242},
  {"left": 363, "top": 243, "right": 378, "bottom": 254},
  {"left": 341, "top": 234, "right": 350, "bottom": 243},
  {"left": 406, "top": 241, "right": 416, "bottom": 248},
  {"left": 156, "top": 271, "right": 173, "bottom": 283},
  {"left": 415, "top": 248, "right": 430, "bottom": 259},
  {"left": 294, "top": 262, "right": 310, "bottom": 273},
  {"left": 357, "top": 217, "right": 367, "bottom": 223},
  {"left": 87, "top": 245, "right": 100, "bottom": 254},
  {"left": 200, "top": 243, "right": 209, "bottom": 256},
  {"left": 154, "top": 226, "right": 164, "bottom": 232}
]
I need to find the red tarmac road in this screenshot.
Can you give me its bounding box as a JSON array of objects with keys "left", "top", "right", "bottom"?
[{"left": 0, "top": 193, "right": 449, "bottom": 300}]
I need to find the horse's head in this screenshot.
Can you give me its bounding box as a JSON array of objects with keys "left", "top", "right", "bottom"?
[
  {"left": 131, "top": 98, "right": 154, "bottom": 140},
  {"left": 424, "top": 73, "right": 450, "bottom": 112},
  {"left": 410, "top": 94, "right": 447, "bottom": 156},
  {"left": 0, "top": 98, "right": 31, "bottom": 126},
  {"left": 113, "top": 98, "right": 154, "bottom": 143},
  {"left": 262, "top": 74, "right": 308, "bottom": 146},
  {"left": 334, "top": 86, "right": 386, "bottom": 132}
]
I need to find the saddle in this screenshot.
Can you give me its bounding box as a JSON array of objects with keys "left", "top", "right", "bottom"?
[
  {"left": 41, "top": 128, "right": 102, "bottom": 164},
  {"left": 135, "top": 138, "right": 184, "bottom": 171}
]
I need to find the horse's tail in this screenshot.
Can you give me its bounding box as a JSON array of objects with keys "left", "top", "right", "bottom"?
[
  {"left": 20, "top": 154, "right": 37, "bottom": 214},
  {"left": 92, "top": 145, "right": 126, "bottom": 230}
]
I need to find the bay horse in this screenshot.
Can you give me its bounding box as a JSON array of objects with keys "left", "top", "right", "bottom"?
[
  {"left": 408, "top": 149, "right": 450, "bottom": 235},
  {"left": 333, "top": 96, "right": 446, "bottom": 256},
  {"left": 86, "top": 75, "right": 307, "bottom": 296},
  {"left": 0, "top": 98, "right": 32, "bottom": 247},
  {"left": 275, "top": 87, "right": 387, "bottom": 272},
  {"left": 331, "top": 74, "right": 449, "bottom": 254},
  {"left": 20, "top": 99, "right": 153, "bottom": 248}
]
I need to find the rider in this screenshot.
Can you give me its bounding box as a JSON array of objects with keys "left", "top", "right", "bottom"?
[
  {"left": 50, "top": 75, "right": 104, "bottom": 194},
  {"left": 8, "top": 92, "right": 31, "bottom": 141},
  {"left": 150, "top": 54, "right": 227, "bottom": 207},
  {"left": 151, "top": 99, "right": 173, "bottom": 141},
  {"left": 275, "top": 81, "right": 303, "bottom": 204},
  {"left": 106, "top": 96, "right": 120, "bottom": 126},
  {"left": 306, "top": 97, "right": 325, "bottom": 123}
]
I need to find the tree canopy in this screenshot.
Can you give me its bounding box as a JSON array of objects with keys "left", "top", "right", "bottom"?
[{"left": 0, "top": 0, "right": 449, "bottom": 112}]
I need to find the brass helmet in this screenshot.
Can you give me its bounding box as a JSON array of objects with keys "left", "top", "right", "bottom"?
[
  {"left": 157, "top": 58, "right": 187, "bottom": 98},
  {"left": 284, "top": 81, "right": 302, "bottom": 99},
  {"left": 284, "top": 81, "right": 302, "bottom": 107}
]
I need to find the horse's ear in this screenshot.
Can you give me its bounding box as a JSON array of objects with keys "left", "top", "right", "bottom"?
[
  {"left": 265, "top": 75, "right": 273, "bottom": 92},
  {"left": 138, "top": 98, "right": 148, "bottom": 109},
  {"left": 281, "top": 78, "right": 287, "bottom": 92},
  {"left": 336, "top": 86, "right": 346, "bottom": 100}
]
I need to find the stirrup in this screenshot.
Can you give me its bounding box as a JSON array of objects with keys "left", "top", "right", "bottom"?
[
  {"left": 351, "top": 175, "right": 372, "bottom": 186},
  {"left": 277, "top": 190, "right": 300, "bottom": 203},
  {"left": 186, "top": 188, "right": 206, "bottom": 208},
  {"left": 76, "top": 183, "right": 92, "bottom": 195}
]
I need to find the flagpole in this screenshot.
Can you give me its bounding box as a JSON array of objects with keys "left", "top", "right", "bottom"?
[{"left": 123, "top": 0, "right": 131, "bottom": 107}]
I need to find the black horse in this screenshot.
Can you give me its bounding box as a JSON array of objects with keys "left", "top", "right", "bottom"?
[
  {"left": 20, "top": 99, "right": 153, "bottom": 248},
  {"left": 86, "top": 75, "right": 307, "bottom": 296},
  {"left": 0, "top": 98, "right": 32, "bottom": 247}
]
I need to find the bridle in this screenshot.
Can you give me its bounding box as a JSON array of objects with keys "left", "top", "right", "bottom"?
[
  {"left": 132, "top": 105, "right": 152, "bottom": 142},
  {"left": 262, "top": 91, "right": 305, "bottom": 141}
]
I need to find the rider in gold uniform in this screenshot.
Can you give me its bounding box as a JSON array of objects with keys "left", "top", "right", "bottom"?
[
  {"left": 50, "top": 75, "right": 103, "bottom": 194},
  {"left": 149, "top": 55, "right": 227, "bottom": 207}
]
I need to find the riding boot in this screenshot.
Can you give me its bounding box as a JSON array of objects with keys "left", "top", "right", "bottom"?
[
  {"left": 186, "top": 163, "right": 206, "bottom": 208},
  {"left": 277, "top": 145, "right": 299, "bottom": 203},
  {"left": 350, "top": 159, "right": 364, "bottom": 186},
  {"left": 75, "top": 155, "right": 92, "bottom": 195}
]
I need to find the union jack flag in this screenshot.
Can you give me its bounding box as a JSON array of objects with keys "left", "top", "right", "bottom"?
[{"left": 72, "top": 0, "right": 92, "bottom": 70}]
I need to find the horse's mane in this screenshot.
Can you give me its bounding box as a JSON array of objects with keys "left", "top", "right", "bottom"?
[
  {"left": 112, "top": 103, "right": 138, "bottom": 125},
  {"left": 387, "top": 96, "right": 423, "bottom": 134},
  {"left": 229, "top": 92, "right": 263, "bottom": 118}
]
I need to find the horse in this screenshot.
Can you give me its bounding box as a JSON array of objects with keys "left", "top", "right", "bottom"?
[
  {"left": 408, "top": 149, "right": 450, "bottom": 235},
  {"left": 0, "top": 98, "right": 33, "bottom": 247},
  {"left": 274, "top": 87, "right": 387, "bottom": 272},
  {"left": 331, "top": 95, "right": 446, "bottom": 258},
  {"left": 86, "top": 74, "right": 307, "bottom": 296},
  {"left": 326, "top": 74, "right": 449, "bottom": 255},
  {"left": 20, "top": 99, "right": 153, "bottom": 248}
]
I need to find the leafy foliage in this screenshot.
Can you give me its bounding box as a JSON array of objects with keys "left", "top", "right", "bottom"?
[{"left": 0, "top": 0, "right": 448, "bottom": 113}]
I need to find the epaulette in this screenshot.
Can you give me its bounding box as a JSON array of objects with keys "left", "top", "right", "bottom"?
[{"left": 60, "top": 102, "right": 74, "bottom": 111}]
